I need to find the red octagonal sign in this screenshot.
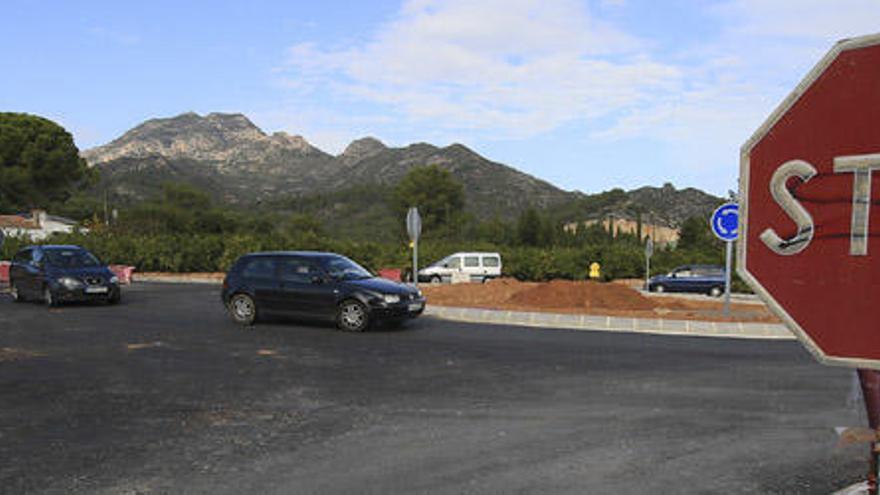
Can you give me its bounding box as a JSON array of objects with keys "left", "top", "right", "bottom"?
[{"left": 740, "top": 33, "right": 880, "bottom": 368}]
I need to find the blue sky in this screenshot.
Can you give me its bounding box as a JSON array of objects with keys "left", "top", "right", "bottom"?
[{"left": 2, "top": 0, "right": 878, "bottom": 196}]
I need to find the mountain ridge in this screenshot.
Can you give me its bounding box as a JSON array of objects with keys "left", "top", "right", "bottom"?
[{"left": 84, "top": 112, "right": 723, "bottom": 227}]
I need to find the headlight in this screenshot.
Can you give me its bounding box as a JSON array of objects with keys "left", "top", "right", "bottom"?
[
  {"left": 109, "top": 276, "right": 119, "bottom": 284},
  {"left": 382, "top": 294, "right": 401, "bottom": 304},
  {"left": 58, "top": 277, "right": 84, "bottom": 289}
]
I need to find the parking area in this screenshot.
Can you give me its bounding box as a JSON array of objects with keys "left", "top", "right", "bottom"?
[{"left": 0, "top": 283, "right": 868, "bottom": 493}]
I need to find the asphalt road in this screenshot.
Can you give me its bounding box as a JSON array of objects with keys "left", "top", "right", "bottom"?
[{"left": 0, "top": 283, "right": 868, "bottom": 494}]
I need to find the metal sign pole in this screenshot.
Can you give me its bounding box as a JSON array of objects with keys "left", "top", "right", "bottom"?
[
  {"left": 724, "top": 240, "right": 733, "bottom": 317},
  {"left": 859, "top": 369, "right": 880, "bottom": 494},
  {"left": 406, "top": 207, "right": 422, "bottom": 288},
  {"left": 413, "top": 240, "right": 418, "bottom": 289}
]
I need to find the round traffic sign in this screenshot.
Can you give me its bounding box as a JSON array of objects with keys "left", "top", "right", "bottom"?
[{"left": 710, "top": 203, "right": 739, "bottom": 242}]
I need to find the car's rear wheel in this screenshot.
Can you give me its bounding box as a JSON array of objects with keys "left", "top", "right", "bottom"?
[
  {"left": 653, "top": 284, "right": 665, "bottom": 293},
  {"left": 430, "top": 275, "right": 442, "bottom": 285},
  {"left": 709, "top": 286, "right": 723, "bottom": 297},
  {"left": 337, "top": 299, "right": 369, "bottom": 332},
  {"left": 229, "top": 293, "right": 257, "bottom": 326}
]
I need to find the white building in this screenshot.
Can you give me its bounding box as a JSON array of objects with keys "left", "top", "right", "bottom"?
[{"left": 0, "top": 210, "right": 83, "bottom": 241}]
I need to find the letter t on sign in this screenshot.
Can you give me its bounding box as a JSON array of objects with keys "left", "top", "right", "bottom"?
[{"left": 834, "top": 153, "right": 880, "bottom": 256}]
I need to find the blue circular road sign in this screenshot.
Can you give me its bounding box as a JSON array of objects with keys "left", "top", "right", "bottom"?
[{"left": 711, "top": 203, "right": 739, "bottom": 241}]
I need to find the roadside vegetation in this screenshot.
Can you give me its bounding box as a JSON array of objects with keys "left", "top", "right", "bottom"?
[{"left": 0, "top": 113, "right": 743, "bottom": 288}]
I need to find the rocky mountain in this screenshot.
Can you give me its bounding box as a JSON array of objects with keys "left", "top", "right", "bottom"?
[
  {"left": 84, "top": 112, "right": 723, "bottom": 226},
  {"left": 85, "top": 112, "right": 572, "bottom": 218}
]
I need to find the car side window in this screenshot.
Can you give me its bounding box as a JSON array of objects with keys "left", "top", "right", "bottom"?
[
  {"left": 241, "top": 258, "right": 276, "bottom": 279},
  {"left": 279, "top": 258, "right": 320, "bottom": 283},
  {"left": 446, "top": 257, "right": 461, "bottom": 269},
  {"left": 482, "top": 256, "right": 500, "bottom": 267},
  {"left": 31, "top": 249, "right": 44, "bottom": 267},
  {"left": 464, "top": 256, "right": 479, "bottom": 268},
  {"left": 13, "top": 249, "right": 31, "bottom": 264}
]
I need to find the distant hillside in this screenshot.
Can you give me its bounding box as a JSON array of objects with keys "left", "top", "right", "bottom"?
[
  {"left": 84, "top": 112, "right": 572, "bottom": 220},
  {"left": 83, "top": 112, "right": 723, "bottom": 235}
]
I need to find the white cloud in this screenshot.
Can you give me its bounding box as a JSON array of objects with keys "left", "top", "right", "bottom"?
[
  {"left": 271, "top": 0, "right": 880, "bottom": 193},
  {"left": 277, "top": 0, "right": 680, "bottom": 139},
  {"left": 716, "top": 0, "right": 880, "bottom": 40},
  {"left": 598, "top": 0, "right": 880, "bottom": 176}
]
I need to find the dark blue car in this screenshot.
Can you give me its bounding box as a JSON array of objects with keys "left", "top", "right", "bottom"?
[
  {"left": 221, "top": 251, "right": 426, "bottom": 331},
  {"left": 9, "top": 245, "right": 121, "bottom": 306},
  {"left": 646, "top": 264, "right": 726, "bottom": 297}
]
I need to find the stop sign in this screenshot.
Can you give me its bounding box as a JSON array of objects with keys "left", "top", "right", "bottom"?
[{"left": 739, "top": 33, "right": 880, "bottom": 368}]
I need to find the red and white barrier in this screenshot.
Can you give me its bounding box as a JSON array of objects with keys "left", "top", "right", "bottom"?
[
  {"left": 0, "top": 261, "right": 9, "bottom": 284},
  {"left": 378, "top": 268, "right": 402, "bottom": 282},
  {"left": 109, "top": 265, "right": 135, "bottom": 285}
]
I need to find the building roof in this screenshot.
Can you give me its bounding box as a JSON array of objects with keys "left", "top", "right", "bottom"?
[
  {"left": 0, "top": 215, "right": 38, "bottom": 229},
  {"left": 0, "top": 211, "right": 79, "bottom": 230}
]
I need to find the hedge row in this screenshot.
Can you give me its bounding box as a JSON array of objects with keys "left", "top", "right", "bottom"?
[{"left": 1, "top": 231, "right": 747, "bottom": 289}]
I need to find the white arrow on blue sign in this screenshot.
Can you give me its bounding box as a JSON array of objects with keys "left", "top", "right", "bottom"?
[{"left": 711, "top": 203, "right": 739, "bottom": 242}]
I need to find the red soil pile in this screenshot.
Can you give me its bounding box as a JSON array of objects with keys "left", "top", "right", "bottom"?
[
  {"left": 508, "top": 279, "right": 655, "bottom": 311},
  {"left": 421, "top": 278, "right": 779, "bottom": 323}
]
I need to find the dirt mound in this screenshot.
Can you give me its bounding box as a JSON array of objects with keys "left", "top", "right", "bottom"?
[
  {"left": 422, "top": 278, "right": 537, "bottom": 307},
  {"left": 508, "top": 280, "right": 655, "bottom": 311},
  {"left": 420, "top": 277, "right": 779, "bottom": 323}
]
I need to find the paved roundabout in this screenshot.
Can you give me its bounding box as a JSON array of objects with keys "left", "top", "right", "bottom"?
[{"left": 0, "top": 283, "right": 868, "bottom": 493}]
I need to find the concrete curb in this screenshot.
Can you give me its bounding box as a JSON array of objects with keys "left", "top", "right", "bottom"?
[
  {"left": 423, "top": 306, "right": 793, "bottom": 340},
  {"left": 832, "top": 481, "right": 868, "bottom": 494}
]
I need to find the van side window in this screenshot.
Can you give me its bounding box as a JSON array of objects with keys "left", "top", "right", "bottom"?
[
  {"left": 464, "top": 256, "right": 479, "bottom": 268},
  {"left": 482, "top": 256, "right": 500, "bottom": 267},
  {"left": 242, "top": 258, "right": 276, "bottom": 278},
  {"left": 446, "top": 257, "right": 461, "bottom": 269}
]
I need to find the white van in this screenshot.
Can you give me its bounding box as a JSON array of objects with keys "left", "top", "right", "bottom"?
[{"left": 418, "top": 252, "right": 502, "bottom": 284}]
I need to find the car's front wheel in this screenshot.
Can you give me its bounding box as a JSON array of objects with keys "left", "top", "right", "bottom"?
[
  {"left": 10, "top": 281, "right": 24, "bottom": 303},
  {"left": 337, "top": 299, "right": 369, "bottom": 332},
  {"left": 43, "top": 286, "right": 57, "bottom": 307},
  {"left": 653, "top": 284, "right": 665, "bottom": 293},
  {"left": 430, "top": 275, "right": 442, "bottom": 285},
  {"left": 709, "top": 286, "right": 723, "bottom": 297},
  {"left": 228, "top": 293, "right": 257, "bottom": 326}
]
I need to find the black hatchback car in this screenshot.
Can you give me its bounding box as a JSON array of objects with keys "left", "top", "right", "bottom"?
[
  {"left": 9, "top": 245, "right": 121, "bottom": 306},
  {"left": 221, "top": 251, "right": 426, "bottom": 331}
]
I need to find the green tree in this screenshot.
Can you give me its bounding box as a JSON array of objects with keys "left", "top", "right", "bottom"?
[
  {"left": 392, "top": 165, "right": 464, "bottom": 238},
  {"left": 162, "top": 182, "right": 211, "bottom": 211},
  {"left": 0, "top": 113, "right": 92, "bottom": 211},
  {"left": 517, "top": 207, "right": 543, "bottom": 246},
  {"left": 677, "top": 215, "right": 717, "bottom": 252}
]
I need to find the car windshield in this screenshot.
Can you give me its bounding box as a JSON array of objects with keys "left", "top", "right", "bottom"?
[
  {"left": 429, "top": 257, "right": 449, "bottom": 268},
  {"left": 43, "top": 249, "right": 101, "bottom": 268},
  {"left": 320, "top": 256, "right": 373, "bottom": 280}
]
